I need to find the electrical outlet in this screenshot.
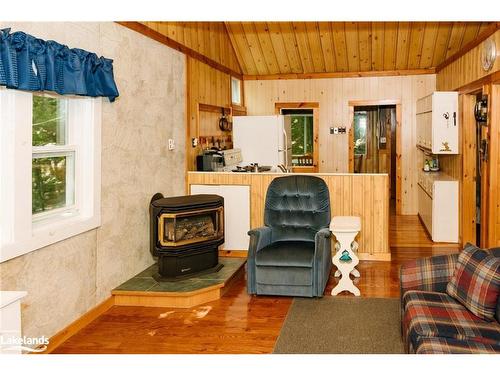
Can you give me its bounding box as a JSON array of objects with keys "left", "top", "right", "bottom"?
[
  {"left": 168, "top": 139, "right": 175, "bottom": 150},
  {"left": 191, "top": 137, "right": 198, "bottom": 148}
]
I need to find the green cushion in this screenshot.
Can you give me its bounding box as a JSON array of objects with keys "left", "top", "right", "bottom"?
[{"left": 255, "top": 241, "right": 315, "bottom": 267}]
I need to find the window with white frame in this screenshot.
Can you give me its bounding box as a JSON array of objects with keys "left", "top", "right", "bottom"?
[
  {"left": 32, "top": 95, "right": 75, "bottom": 218},
  {"left": 0, "top": 88, "right": 101, "bottom": 263},
  {"left": 231, "top": 77, "right": 241, "bottom": 105}
]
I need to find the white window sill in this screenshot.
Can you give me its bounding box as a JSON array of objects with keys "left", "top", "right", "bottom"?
[{"left": 0, "top": 214, "right": 100, "bottom": 263}]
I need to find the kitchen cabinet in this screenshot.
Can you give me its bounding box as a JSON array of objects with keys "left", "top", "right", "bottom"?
[
  {"left": 190, "top": 184, "right": 250, "bottom": 251},
  {"left": 417, "top": 171, "right": 459, "bottom": 243},
  {"left": 416, "top": 92, "right": 459, "bottom": 154}
]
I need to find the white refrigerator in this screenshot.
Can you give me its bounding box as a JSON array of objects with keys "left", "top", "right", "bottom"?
[{"left": 232, "top": 115, "right": 292, "bottom": 170}]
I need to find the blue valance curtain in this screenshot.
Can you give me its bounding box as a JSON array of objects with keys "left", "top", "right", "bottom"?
[{"left": 0, "top": 28, "right": 119, "bottom": 102}]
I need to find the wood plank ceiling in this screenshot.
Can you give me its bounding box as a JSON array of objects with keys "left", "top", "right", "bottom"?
[{"left": 225, "top": 22, "right": 493, "bottom": 77}]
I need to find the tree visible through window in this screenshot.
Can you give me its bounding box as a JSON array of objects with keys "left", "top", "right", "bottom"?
[
  {"left": 353, "top": 111, "right": 367, "bottom": 156},
  {"left": 281, "top": 108, "right": 314, "bottom": 167},
  {"left": 288, "top": 113, "right": 313, "bottom": 166},
  {"left": 32, "top": 95, "right": 74, "bottom": 215}
]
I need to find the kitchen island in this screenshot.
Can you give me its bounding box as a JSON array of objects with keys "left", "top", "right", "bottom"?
[{"left": 187, "top": 172, "right": 390, "bottom": 261}]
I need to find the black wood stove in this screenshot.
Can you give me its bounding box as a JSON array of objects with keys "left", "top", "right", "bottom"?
[{"left": 150, "top": 193, "right": 224, "bottom": 280}]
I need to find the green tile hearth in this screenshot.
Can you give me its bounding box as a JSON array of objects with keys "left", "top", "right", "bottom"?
[{"left": 113, "top": 257, "right": 246, "bottom": 293}]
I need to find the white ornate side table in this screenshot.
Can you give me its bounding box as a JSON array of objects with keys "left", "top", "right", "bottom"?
[{"left": 330, "top": 216, "right": 361, "bottom": 296}]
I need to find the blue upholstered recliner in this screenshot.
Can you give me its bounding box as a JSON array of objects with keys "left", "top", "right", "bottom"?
[{"left": 247, "top": 175, "right": 332, "bottom": 297}]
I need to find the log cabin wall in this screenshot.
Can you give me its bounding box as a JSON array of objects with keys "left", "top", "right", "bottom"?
[{"left": 244, "top": 75, "right": 436, "bottom": 215}]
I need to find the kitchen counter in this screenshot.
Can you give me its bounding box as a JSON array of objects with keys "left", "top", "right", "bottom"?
[{"left": 187, "top": 171, "right": 390, "bottom": 261}]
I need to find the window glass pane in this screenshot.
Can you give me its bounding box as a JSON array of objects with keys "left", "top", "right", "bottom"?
[
  {"left": 290, "top": 115, "right": 314, "bottom": 166},
  {"left": 32, "top": 95, "right": 68, "bottom": 146},
  {"left": 354, "top": 112, "right": 367, "bottom": 155},
  {"left": 231, "top": 77, "right": 241, "bottom": 104},
  {"left": 32, "top": 155, "right": 74, "bottom": 214}
]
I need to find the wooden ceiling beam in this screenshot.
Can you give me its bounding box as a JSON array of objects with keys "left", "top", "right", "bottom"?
[
  {"left": 118, "top": 22, "right": 243, "bottom": 79},
  {"left": 243, "top": 68, "right": 436, "bottom": 81}
]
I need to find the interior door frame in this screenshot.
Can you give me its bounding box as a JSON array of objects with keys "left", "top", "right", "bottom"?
[
  {"left": 459, "top": 92, "right": 479, "bottom": 246},
  {"left": 348, "top": 99, "right": 402, "bottom": 215},
  {"left": 458, "top": 82, "right": 499, "bottom": 248},
  {"left": 485, "top": 83, "right": 500, "bottom": 247},
  {"left": 275, "top": 102, "right": 320, "bottom": 173}
]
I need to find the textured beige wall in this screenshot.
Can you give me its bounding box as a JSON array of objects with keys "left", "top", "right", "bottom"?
[
  {"left": 0, "top": 22, "right": 186, "bottom": 339},
  {"left": 244, "top": 75, "right": 436, "bottom": 214}
]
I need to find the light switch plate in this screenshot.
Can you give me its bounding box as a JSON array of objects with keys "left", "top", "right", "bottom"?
[{"left": 168, "top": 139, "right": 175, "bottom": 150}]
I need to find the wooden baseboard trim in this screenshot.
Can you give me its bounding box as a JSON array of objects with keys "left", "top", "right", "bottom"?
[
  {"left": 40, "top": 296, "right": 115, "bottom": 354},
  {"left": 219, "top": 249, "right": 247, "bottom": 258}
]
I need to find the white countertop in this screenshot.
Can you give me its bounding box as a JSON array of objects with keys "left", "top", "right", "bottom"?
[{"left": 0, "top": 291, "right": 27, "bottom": 308}]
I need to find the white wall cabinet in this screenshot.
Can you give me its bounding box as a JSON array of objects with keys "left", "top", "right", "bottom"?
[
  {"left": 190, "top": 184, "right": 250, "bottom": 251},
  {"left": 416, "top": 92, "right": 459, "bottom": 154},
  {"left": 417, "top": 172, "right": 459, "bottom": 243}
]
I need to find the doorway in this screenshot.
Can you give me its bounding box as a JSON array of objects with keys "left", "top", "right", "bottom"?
[
  {"left": 348, "top": 100, "right": 401, "bottom": 214},
  {"left": 275, "top": 102, "right": 319, "bottom": 173}
]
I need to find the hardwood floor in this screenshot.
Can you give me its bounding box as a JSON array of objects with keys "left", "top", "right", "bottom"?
[
  {"left": 389, "top": 199, "right": 461, "bottom": 248},
  {"left": 52, "top": 212, "right": 460, "bottom": 354}
]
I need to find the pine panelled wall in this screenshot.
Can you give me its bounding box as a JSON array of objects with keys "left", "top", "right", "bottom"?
[
  {"left": 436, "top": 30, "right": 500, "bottom": 91},
  {"left": 226, "top": 22, "right": 490, "bottom": 77},
  {"left": 187, "top": 172, "right": 390, "bottom": 261},
  {"left": 141, "top": 22, "right": 242, "bottom": 75},
  {"left": 244, "top": 75, "right": 436, "bottom": 215},
  {"left": 435, "top": 29, "right": 500, "bottom": 247},
  {"left": 186, "top": 58, "right": 237, "bottom": 171}
]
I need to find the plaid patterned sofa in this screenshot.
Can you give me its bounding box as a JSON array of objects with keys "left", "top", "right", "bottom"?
[{"left": 400, "top": 251, "right": 500, "bottom": 354}]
